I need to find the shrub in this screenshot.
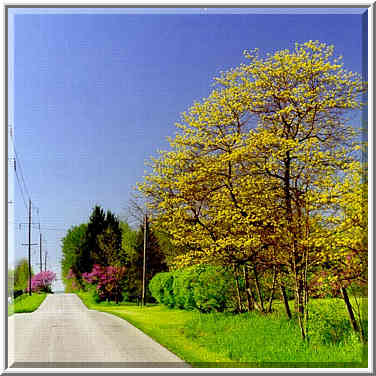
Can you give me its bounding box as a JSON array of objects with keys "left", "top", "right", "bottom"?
[
  {"left": 93, "top": 289, "right": 105, "bottom": 303},
  {"left": 148, "top": 273, "right": 164, "bottom": 304},
  {"left": 172, "top": 267, "right": 197, "bottom": 310},
  {"left": 163, "top": 274, "right": 175, "bottom": 308},
  {"left": 122, "top": 291, "right": 130, "bottom": 302},
  {"left": 192, "top": 265, "right": 237, "bottom": 313},
  {"left": 149, "top": 272, "right": 175, "bottom": 307},
  {"left": 82, "top": 264, "right": 127, "bottom": 303},
  {"left": 149, "top": 265, "right": 237, "bottom": 313},
  {"left": 13, "top": 289, "right": 23, "bottom": 299},
  {"left": 26, "top": 270, "right": 56, "bottom": 293}
]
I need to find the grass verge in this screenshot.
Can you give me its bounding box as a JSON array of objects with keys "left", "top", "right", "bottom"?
[
  {"left": 8, "top": 293, "right": 48, "bottom": 316},
  {"left": 76, "top": 291, "right": 367, "bottom": 368}
]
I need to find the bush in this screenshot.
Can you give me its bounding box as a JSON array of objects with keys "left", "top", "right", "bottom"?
[
  {"left": 149, "top": 265, "right": 238, "bottom": 313},
  {"left": 13, "top": 289, "right": 23, "bottom": 299},
  {"left": 25, "top": 271, "right": 56, "bottom": 293},
  {"left": 93, "top": 289, "right": 105, "bottom": 303},
  {"left": 149, "top": 272, "right": 175, "bottom": 307},
  {"left": 122, "top": 291, "right": 130, "bottom": 302},
  {"left": 172, "top": 267, "right": 196, "bottom": 310},
  {"left": 82, "top": 264, "right": 126, "bottom": 303},
  {"left": 192, "top": 265, "right": 237, "bottom": 313}
]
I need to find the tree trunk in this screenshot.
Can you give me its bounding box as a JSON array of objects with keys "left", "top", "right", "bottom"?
[
  {"left": 243, "top": 265, "right": 253, "bottom": 311},
  {"left": 284, "top": 150, "right": 305, "bottom": 339},
  {"left": 249, "top": 287, "right": 262, "bottom": 311},
  {"left": 352, "top": 294, "right": 366, "bottom": 343},
  {"left": 252, "top": 264, "right": 265, "bottom": 313},
  {"left": 267, "top": 266, "right": 277, "bottom": 313},
  {"left": 280, "top": 283, "right": 292, "bottom": 319},
  {"left": 295, "top": 277, "right": 306, "bottom": 340},
  {"left": 303, "top": 215, "right": 310, "bottom": 343},
  {"left": 234, "top": 266, "right": 243, "bottom": 313},
  {"left": 341, "top": 286, "right": 359, "bottom": 333},
  {"left": 302, "top": 276, "right": 309, "bottom": 342},
  {"left": 294, "top": 290, "right": 299, "bottom": 313},
  {"left": 115, "top": 287, "right": 120, "bottom": 304}
]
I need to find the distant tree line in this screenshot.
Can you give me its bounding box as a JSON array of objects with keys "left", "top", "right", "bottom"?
[
  {"left": 9, "top": 258, "right": 56, "bottom": 297},
  {"left": 8, "top": 258, "right": 34, "bottom": 298},
  {"left": 61, "top": 205, "right": 168, "bottom": 303}
]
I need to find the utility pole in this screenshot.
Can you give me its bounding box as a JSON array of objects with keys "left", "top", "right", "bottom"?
[
  {"left": 39, "top": 233, "right": 42, "bottom": 273},
  {"left": 141, "top": 214, "right": 148, "bottom": 307},
  {"left": 44, "top": 251, "right": 48, "bottom": 272},
  {"left": 21, "top": 200, "right": 38, "bottom": 295},
  {"left": 28, "top": 200, "right": 32, "bottom": 295}
]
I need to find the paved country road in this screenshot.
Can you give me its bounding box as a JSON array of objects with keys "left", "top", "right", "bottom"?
[{"left": 8, "top": 293, "right": 190, "bottom": 368}]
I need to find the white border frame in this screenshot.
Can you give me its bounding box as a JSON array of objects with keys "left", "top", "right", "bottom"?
[{"left": 1, "top": 1, "right": 373, "bottom": 374}]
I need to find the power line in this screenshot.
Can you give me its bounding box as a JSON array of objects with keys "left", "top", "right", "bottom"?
[
  {"left": 8, "top": 126, "right": 64, "bottom": 278},
  {"left": 10, "top": 131, "right": 31, "bottom": 201},
  {"left": 9, "top": 126, "right": 31, "bottom": 210},
  {"left": 13, "top": 159, "right": 28, "bottom": 210},
  {"left": 39, "top": 227, "right": 68, "bottom": 232},
  {"left": 10, "top": 222, "right": 68, "bottom": 232}
]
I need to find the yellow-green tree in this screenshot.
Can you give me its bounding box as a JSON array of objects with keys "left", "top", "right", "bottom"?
[
  {"left": 310, "top": 161, "right": 367, "bottom": 340},
  {"left": 139, "top": 41, "right": 367, "bottom": 339}
]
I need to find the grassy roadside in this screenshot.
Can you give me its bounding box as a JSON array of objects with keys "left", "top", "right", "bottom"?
[
  {"left": 8, "top": 293, "right": 48, "bottom": 316},
  {"left": 76, "top": 291, "right": 367, "bottom": 368},
  {"left": 77, "top": 291, "right": 230, "bottom": 365}
]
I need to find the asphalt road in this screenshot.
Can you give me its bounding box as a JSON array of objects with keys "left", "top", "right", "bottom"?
[{"left": 8, "top": 293, "right": 189, "bottom": 368}]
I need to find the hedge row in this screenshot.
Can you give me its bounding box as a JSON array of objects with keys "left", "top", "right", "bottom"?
[{"left": 148, "top": 264, "right": 239, "bottom": 313}]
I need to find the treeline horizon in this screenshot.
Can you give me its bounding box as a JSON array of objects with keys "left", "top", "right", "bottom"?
[{"left": 60, "top": 204, "right": 171, "bottom": 303}]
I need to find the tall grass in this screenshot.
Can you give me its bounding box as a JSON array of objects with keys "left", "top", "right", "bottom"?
[
  {"left": 183, "top": 310, "right": 365, "bottom": 367},
  {"left": 76, "top": 291, "right": 367, "bottom": 367}
]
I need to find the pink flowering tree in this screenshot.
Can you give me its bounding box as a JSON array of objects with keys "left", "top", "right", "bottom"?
[
  {"left": 82, "top": 264, "right": 126, "bottom": 304},
  {"left": 26, "top": 270, "right": 56, "bottom": 293}
]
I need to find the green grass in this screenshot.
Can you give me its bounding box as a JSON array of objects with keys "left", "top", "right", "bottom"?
[
  {"left": 76, "top": 291, "right": 367, "bottom": 368},
  {"left": 8, "top": 293, "right": 48, "bottom": 316}
]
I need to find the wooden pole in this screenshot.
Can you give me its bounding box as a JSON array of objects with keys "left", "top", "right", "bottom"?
[
  {"left": 21, "top": 200, "right": 37, "bottom": 294},
  {"left": 28, "top": 200, "right": 32, "bottom": 295},
  {"left": 39, "top": 233, "right": 43, "bottom": 273},
  {"left": 141, "top": 214, "right": 147, "bottom": 307}
]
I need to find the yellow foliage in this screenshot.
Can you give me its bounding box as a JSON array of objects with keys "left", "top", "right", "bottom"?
[{"left": 137, "top": 41, "right": 367, "bottom": 280}]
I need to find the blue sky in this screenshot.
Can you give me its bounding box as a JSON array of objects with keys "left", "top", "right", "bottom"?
[{"left": 8, "top": 8, "right": 367, "bottom": 290}]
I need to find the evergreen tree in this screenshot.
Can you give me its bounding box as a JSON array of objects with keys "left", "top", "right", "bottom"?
[
  {"left": 78, "top": 205, "right": 106, "bottom": 273},
  {"left": 77, "top": 205, "right": 125, "bottom": 272},
  {"left": 103, "top": 210, "right": 123, "bottom": 264}
]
